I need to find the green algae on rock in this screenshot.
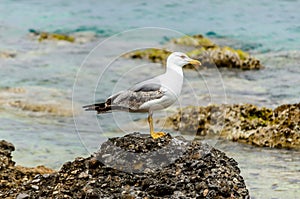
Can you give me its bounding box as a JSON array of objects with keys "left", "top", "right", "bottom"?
[
  {"left": 1, "top": 133, "right": 250, "bottom": 198},
  {"left": 29, "top": 29, "right": 75, "bottom": 43},
  {"left": 195, "top": 47, "right": 261, "bottom": 70},
  {"left": 28, "top": 29, "right": 97, "bottom": 44},
  {"left": 123, "top": 48, "right": 171, "bottom": 65},
  {"left": 171, "top": 34, "right": 216, "bottom": 49},
  {"left": 124, "top": 34, "right": 263, "bottom": 70},
  {"left": 167, "top": 103, "right": 300, "bottom": 149}
]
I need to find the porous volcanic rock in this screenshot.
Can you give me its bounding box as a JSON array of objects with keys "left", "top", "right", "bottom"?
[
  {"left": 167, "top": 103, "right": 300, "bottom": 149},
  {"left": 0, "top": 140, "right": 55, "bottom": 199},
  {"left": 1, "top": 133, "right": 250, "bottom": 198}
]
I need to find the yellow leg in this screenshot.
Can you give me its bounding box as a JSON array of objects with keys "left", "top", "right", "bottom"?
[{"left": 148, "top": 111, "right": 166, "bottom": 139}]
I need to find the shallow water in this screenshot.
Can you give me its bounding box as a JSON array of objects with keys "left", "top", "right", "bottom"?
[
  {"left": 216, "top": 139, "right": 300, "bottom": 199},
  {"left": 1, "top": 0, "right": 300, "bottom": 198}
]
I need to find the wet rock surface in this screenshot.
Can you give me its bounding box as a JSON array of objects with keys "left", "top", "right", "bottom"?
[
  {"left": 124, "top": 34, "right": 263, "bottom": 70},
  {"left": 0, "top": 133, "right": 249, "bottom": 198},
  {"left": 167, "top": 103, "right": 300, "bottom": 149}
]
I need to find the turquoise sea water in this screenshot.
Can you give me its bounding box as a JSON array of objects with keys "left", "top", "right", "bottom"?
[
  {"left": 0, "top": 0, "right": 300, "bottom": 198},
  {"left": 1, "top": 0, "right": 300, "bottom": 51}
]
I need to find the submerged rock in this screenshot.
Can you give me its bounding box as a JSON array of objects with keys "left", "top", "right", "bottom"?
[
  {"left": 124, "top": 34, "right": 263, "bottom": 70},
  {"left": 28, "top": 29, "right": 97, "bottom": 44},
  {"left": 7, "top": 100, "right": 74, "bottom": 117},
  {"left": 29, "top": 29, "right": 75, "bottom": 43},
  {"left": 167, "top": 103, "right": 300, "bottom": 149},
  {"left": 0, "top": 87, "right": 76, "bottom": 117},
  {"left": 0, "top": 133, "right": 249, "bottom": 198},
  {"left": 0, "top": 51, "right": 17, "bottom": 58}
]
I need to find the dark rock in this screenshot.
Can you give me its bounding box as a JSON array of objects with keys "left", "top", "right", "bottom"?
[
  {"left": 0, "top": 133, "right": 249, "bottom": 198},
  {"left": 96, "top": 132, "right": 188, "bottom": 173},
  {"left": 147, "top": 184, "right": 174, "bottom": 196},
  {"left": 0, "top": 140, "right": 15, "bottom": 156}
]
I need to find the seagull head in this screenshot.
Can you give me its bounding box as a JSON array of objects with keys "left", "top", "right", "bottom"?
[{"left": 167, "top": 52, "right": 201, "bottom": 68}]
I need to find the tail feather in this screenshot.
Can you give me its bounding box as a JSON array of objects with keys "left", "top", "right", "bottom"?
[{"left": 83, "top": 97, "right": 130, "bottom": 113}]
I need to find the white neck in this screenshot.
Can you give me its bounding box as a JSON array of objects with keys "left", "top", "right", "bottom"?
[
  {"left": 162, "top": 62, "right": 184, "bottom": 96},
  {"left": 166, "top": 62, "right": 184, "bottom": 76}
]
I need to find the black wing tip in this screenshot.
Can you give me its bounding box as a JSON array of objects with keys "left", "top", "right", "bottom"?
[
  {"left": 82, "top": 104, "right": 92, "bottom": 108},
  {"left": 82, "top": 102, "right": 109, "bottom": 113},
  {"left": 82, "top": 104, "right": 97, "bottom": 111}
]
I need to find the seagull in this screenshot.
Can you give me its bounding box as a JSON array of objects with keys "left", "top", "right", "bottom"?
[{"left": 83, "top": 52, "right": 201, "bottom": 139}]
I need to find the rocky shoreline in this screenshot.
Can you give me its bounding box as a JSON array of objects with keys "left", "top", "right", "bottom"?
[
  {"left": 1, "top": 103, "right": 299, "bottom": 198},
  {"left": 167, "top": 103, "right": 300, "bottom": 149},
  {"left": 1, "top": 133, "right": 249, "bottom": 199}
]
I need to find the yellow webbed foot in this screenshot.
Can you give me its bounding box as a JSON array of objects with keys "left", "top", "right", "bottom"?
[{"left": 151, "top": 131, "right": 166, "bottom": 139}]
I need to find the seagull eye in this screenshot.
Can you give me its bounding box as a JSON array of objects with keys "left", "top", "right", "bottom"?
[{"left": 180, "top": 55, "right": 186, "bottom": 59}]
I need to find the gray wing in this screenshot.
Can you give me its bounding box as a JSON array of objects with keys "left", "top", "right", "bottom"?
[
  {"left": 110, "top": 82, "right": 165, "bottom": 111},
  {"left": 129, "top": 77, "right": 162, "bottom": 92},
  {"left": 130, "top": 82, "right": 161, "bottom": 92}
]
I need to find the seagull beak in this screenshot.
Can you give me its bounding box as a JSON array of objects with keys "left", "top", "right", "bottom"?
[{"left": 189, "top": 59, "right": 201, "bottom": 67}]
